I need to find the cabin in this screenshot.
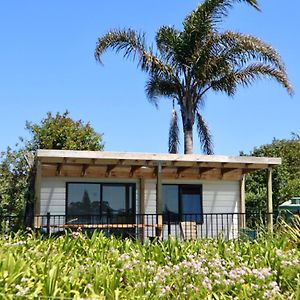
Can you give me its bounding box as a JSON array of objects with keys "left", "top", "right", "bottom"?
[{"left": 33, "top": 149, "right": 281, "bottom": 240}]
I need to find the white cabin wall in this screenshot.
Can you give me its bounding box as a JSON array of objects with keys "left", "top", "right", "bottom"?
[
  {"left": 39, "top": 177, "right": 139, "bottom": 215},
  {"left": 40, "top": 177, "right": 239, "bottom": 215},
  {"left": 143, "top": 179, "right": 240, "bottom": 239},
  {"left": 39, "top": 176, "right": 240, "bottom": 239},
  {"left": 143, "top": 179, "right": 239, "bottom": 215}
]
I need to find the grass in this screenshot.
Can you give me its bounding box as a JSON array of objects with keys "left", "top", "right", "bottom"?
[{"left": 0, "top": 220, "right": 299, "bottom": 299}]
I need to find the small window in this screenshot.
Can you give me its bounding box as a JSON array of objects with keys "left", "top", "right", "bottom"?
[{"left": 163, "top": 184, "right": 203, "bottom": 223}]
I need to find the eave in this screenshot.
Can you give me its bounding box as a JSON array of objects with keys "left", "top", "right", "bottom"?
[{"left": 36, "top": 149, "right": 281, "bottom": 181}]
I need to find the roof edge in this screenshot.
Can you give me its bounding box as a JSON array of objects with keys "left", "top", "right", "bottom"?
[{"left": 36, "top": 149, "right": 282, "bottom": 166}]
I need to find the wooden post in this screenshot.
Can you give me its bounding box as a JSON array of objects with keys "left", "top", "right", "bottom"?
[
  {"left": 156, "top": 162, "right": 162, "bottom": 214},
  {"left": 267, "top": 168, "right": 273, "bottom": 232},
  {"left": 156, "top": 162, "right": 163, "bottom": 238},
  {"left": 139, "top": 178, "right": 145, "bottom": 241},
  {"left": 240, "top": 174, "right": 246, "bottom": 228},
  {"left": 34, "top": 161, "right": 42, "bottom": 229}
]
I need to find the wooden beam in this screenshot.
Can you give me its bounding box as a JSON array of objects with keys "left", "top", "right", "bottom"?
[
  {"left": 139, "top": 178, "right": 145, "bottom": 241},
  {"left": 240, "top": 174, "right": 246, "bottom": 228},
  {"left": 198, "top": 167, "right": 215, "bottom": 178},
  {"left": 34, "top": 161, "right": 42, "bottom": 227},
  {"left": 221, "top": 168, "right": 236, "bottom": 178},
  {"left": 129, "top": 166, "right": 141, "bottom": 177},
  {"left": 267, "top": 168, "right": 273, "bottom": 232},
  {"left": 105, "top": 165, "right": 117, "bottom": 177},
  {"left": 156, "top": 163, "right": 163, "bottom": 214},
  {"left": 118, "top": 159, "right": 125, "bottom": 165},
  {"left": 176, "top": 167, "right": 191, "bottom": 178},
  {"left": 81, "top": 164, "right": 89, "bottom": 177},
  {"left": 56, "top": 163, "right": 63, "bottom": 176}
]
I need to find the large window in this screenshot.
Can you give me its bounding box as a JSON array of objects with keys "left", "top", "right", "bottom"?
[
  {"left": 66, "top": 183, "right": 135, "bottom": 223},
  {"left": 163, "top": 184, "right": 203, "bottom": 223},
  {"left": 67, "top": 183, "right": 100, "bottom": 216}
]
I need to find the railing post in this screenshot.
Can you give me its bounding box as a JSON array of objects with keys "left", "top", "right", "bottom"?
[
  {"left": 167, "top": 211, "right": 171, "bottom": 236},
  {"left": 156, "top": 215, "right": 163, "bottom": 239},
  {"left": 46, "top": 212, "right": 51, "bottom": 235}
]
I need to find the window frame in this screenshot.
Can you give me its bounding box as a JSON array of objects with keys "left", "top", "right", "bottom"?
[
  {"left": 65, "top": 182, "right": 136, "bottom": 217},
  {"left": 162, "top": 184, "right": 203, "bottom": 224}
]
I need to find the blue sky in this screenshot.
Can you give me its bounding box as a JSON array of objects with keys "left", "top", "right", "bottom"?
[{"left": 0, "top": 1, "right": 299, "bottom": 155}]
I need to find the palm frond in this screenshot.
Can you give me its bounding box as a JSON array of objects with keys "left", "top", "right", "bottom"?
[
  {"left": 145, "top": 75, "right": 181, "bottom": 107},
  {"left": 196, "top": 112, "right": 214, "bottom": 155},
  {"left": 156, "top": 26, "right": 191, "bottom": 77},
  {"left": 218, "top": 31, "right": 287, "bottom": 73},
  {"left": 210, "top": 63, "right": 293, "bottom": 96},
  {"left": 184, "top": 0, "right": 259, "bottom": 33},
  {"left": 156, "top": 26, "right": 179, "bottom": 59},
  {"left": 168, "top": 108, "right": 180, "bottom": 153},
  {"left": 233, "top": 63, "right": 293, "bottom": 95},
  {"left": 95, "top": 28, "right": 172, "bottom": 76}
]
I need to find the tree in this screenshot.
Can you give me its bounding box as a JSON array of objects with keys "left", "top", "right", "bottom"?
[
  {"left": 0, "top": 111, "right": 104, "bottom": 216},
  {"left": 26, "top": 111, "right": 103, "bottom": 151},
  {"left": 95, "top": 0, "right": 292, "bottom": 154},
  {"left": 0, "top": 145, "right": 31, "bottom": 216},
  {"left": 242, "top": 137, "right": 300, "bottom": 212}
]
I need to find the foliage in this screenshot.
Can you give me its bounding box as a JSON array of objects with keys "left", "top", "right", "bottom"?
[
  {"left": 0, "top": 228, "right": 299, "bottom": 299},
  {"left": 95, "top": 0, "right": 292, "bottom": 154},
  {"left": 0, "top": 145, "right": 32, "bottom": 216},
  {"left": 242, "top": 137, "right": 300, "bottom": 211},
  {"left": 0, "top": 111, "right": 104, "bottom": 215},
  {"left": 26, "top": 111, "right": 103, "bottom": 151}
]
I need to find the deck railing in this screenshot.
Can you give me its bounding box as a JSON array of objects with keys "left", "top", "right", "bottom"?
[
  {"left": 0, "top": 215, "right": 24, "bottom": 233},
  {"left": 31, "top": 212, "right": 280, "bottom": 240},
  {"left": 1, "top": 211, "right": 297, "bottom": 240}
]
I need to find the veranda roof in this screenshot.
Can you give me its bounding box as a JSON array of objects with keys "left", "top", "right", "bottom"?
[{"left": 36, "top": 149, "right": 281, "bottom": 180}]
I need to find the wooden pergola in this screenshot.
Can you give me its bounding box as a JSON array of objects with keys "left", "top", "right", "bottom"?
[{"left": 35, "top": 150, "right": 281, "bottom": 230}]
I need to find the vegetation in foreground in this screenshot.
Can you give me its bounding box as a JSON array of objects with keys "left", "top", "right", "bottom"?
[{"left": 0, "top": 221, "right": 299, "bottom": 299}]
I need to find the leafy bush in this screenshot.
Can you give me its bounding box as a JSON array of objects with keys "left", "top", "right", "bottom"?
[{"left": 0, "top": 228, "right": 299, "bottom": 299}]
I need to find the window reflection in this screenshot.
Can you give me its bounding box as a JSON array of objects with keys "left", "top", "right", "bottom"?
[
  {"left": 163, "top": 184, "right": 203, "bottom": 223},
  {"left": 66, "top": 183, "right": 135, "bottom": 225},
  {"left": 67, "top": 183, "right": 100, "bottom": 216}
]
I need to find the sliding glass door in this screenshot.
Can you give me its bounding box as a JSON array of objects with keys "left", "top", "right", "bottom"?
[{"left": 66, "top": 182, "right": 136, "bottom": 226}]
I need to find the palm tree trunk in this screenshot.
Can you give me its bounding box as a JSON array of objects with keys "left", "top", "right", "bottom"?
[{"left": 184, "top": 129, "right": 193, "bottom": 154}]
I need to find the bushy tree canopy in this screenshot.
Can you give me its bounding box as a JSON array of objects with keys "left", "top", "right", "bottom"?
[
  {"left": 0, "top": 112, "right": 104, "bottom": 215},
  {"left": 242, "top": 137, "right": 300, "bottom": 212},
  {"left": 26, "top": 111, "right": 103, "bottom": 151}
]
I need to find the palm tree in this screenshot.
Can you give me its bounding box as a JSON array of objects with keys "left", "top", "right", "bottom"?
[{"left": 95, "top": 0, "right": 293, "bottom": 154}]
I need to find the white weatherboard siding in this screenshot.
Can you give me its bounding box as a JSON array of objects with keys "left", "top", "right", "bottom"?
[
  {"left": 143, "top": 180, "right": 239, "bottom": 214},
  {"left": 143, "top": 179, "right": 240, "bottom": 239},
  {"left": 39, "top": 177, "right": 239, "bottom": 239},
  {"left": 39, "top": 177, "right": 139, "bottom": 230}
]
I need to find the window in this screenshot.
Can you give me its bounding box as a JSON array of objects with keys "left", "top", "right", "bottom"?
[
  {"left": 67, "top": 183, "right": 100, "bottom": 216},
  {"left": 66, "top": 183, "right": 136, "bottom": 224},
  {"left": 163, "top": 184, "right": 203, "bottom": 223}
]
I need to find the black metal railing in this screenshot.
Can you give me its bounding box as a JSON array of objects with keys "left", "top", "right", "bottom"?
[
  {"left": 0, "top": 215, "right": 24, "bottom": 233},
  {"left": 1, "top": 212, "right": 298, "bottom": 240},
  {"left": 31, "top": 212, "right": 281, "bottom": 240}
]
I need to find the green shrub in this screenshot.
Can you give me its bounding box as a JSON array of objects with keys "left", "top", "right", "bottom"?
[{"left": 0, "top": 227, "right": 299, "bottom": 299}]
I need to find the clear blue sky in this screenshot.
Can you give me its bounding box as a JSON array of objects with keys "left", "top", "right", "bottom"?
[{"left": 0, "top": 1, "right": 299, "bottom": 155}]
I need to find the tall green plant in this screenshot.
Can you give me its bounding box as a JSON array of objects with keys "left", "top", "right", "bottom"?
[
  {"left": 95, "top": 0, "right": 292, "bottom": 154},
  {"left": 0, "top": 111, "right": 104, "bottom": 216},
  {"left": 242, "top": 137, "right": 300, "bottom": 211}
]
